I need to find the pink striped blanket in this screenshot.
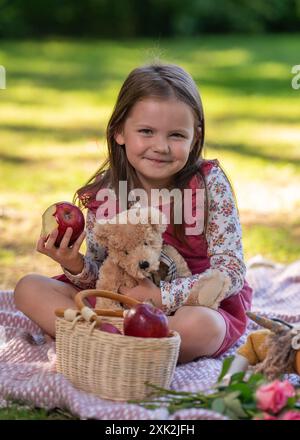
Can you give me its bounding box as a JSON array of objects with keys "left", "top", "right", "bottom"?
[{"left": 0, "top": 256, "right": 299, "bottom": 420}]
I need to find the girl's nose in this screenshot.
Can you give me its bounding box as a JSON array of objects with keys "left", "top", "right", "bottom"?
[{"left": 152, "top": 137, "right": 170, "bottom": 153}]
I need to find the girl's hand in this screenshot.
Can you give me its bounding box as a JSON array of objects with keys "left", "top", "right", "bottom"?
[
  {"left": 36, "top": 227, "right": 86, "bottom": 274},
  {"left": 119, "top": 278, "right": 162, "bottom": 308}
]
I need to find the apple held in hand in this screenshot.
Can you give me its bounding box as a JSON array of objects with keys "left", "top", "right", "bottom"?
[
  {"left": 41, "top": 201, "right": 85, "bottom": 247},
  {"left": 124, "top": 303, "right": 169, "bottom": 338}
]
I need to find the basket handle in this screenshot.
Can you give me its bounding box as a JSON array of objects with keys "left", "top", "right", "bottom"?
[{"left": 55, "top": 288, "right": 141, "bottom": 319}]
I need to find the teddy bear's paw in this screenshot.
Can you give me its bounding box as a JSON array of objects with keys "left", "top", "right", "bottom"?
[{"left": 184, "top": 269, "right": 230, "bottom": 308}]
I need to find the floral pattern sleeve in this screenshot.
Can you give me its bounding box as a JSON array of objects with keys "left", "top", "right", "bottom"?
[
  {"left": 205, "top": 161, "right": 246, "bottom": 295},
  {"left": 62, "top": 209, "right": 107, "bottom": 289},
  {"left": 160, "top": 161, "right": 246, "bottom": 315}
]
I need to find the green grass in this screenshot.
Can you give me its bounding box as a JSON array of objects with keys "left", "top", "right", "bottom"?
[
  {"left": 243, "top": 218, "right": 300, "bottom": 262},
  {"left": 0, "top": 402, "right": 76, "bottom": 420},
  {"left": 0, "top": 34, "right": 300, "bottom": 418}
]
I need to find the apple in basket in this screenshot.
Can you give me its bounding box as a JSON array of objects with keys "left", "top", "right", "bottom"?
[
  {"left": 99, "top": 322, "right": 122, "bottom": 334},
  {"left": 123, "top": 303, "right": 169, "bottom": 338},
  {"left": 41, "top": 201, "right": 85, "bottom": 247}
]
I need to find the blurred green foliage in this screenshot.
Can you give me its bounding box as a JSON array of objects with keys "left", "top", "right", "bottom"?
[{"left": 0, "top": 0, "right": 300, "bottom": 38}]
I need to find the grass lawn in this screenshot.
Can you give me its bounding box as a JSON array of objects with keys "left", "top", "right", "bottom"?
[
  {"left": 0, "top": 403, "right": 76, "bottom": 420},
  {"left": 0, "top": 35, "right": 300, "bottom": 418}
]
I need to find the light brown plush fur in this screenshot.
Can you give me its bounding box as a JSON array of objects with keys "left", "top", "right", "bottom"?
[
  {"left": 184, "top": 269, "right": 230, "bottom": 309},
  {"left": 93, "top": 205, "right": 191, "bottom": 310}
]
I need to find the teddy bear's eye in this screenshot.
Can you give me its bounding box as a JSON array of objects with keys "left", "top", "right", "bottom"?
[{"left": 124, "top": 250, "right": 129, "bottom": 255}]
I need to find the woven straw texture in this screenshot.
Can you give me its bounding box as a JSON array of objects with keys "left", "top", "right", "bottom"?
[{"left": 56, "top": 316, "right": 180, "bottom": 400}]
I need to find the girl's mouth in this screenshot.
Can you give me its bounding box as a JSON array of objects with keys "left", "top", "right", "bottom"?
[{"left": 144, "top": 158, "right": 171, "bottom": 165}]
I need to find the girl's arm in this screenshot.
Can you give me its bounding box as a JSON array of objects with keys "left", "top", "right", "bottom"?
[
  {"left": 160, "top": 161, "right": 246, "bottom": 315},
  {"left": 62, "top": 209, "right": 107, "bottom": 289}
]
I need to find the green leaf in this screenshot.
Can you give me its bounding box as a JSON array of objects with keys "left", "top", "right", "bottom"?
[
  {"left": 243, "top": 402, "right": 258, "bottom": 411},
  {"left": 229, "top": 372, "right": 246, "bottom": 384},
  {"left": 286, "top": 396, "right": 297, "bottom": 408},
  {"left": 247, "top": 373, "right": 265, "bottom": 386},
  {"left": 211, "top": 398, "right": 226, "bottom": 414},
  {"left": 224, "top": 408, "right": 238, "bottom": 420},
  {"left": 217, "top": 356, "right": 234, "bottom": 382},
  {"left": 227, "top": 383, "right": 253, "bottom": 402},
  {"left": 224, "top": 398, "right": 248, "bottom": 419},
  {"left": 224, "top": 391, "right": 241, "bottom": 402}
]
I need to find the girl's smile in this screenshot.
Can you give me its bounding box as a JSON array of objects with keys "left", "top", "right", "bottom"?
[{"left": 143, "top": 157, "right": 173, "bottom": 166}]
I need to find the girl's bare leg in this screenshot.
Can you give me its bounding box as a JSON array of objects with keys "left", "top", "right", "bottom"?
[
  {"left": 168, "top": 305, "right": 226, "bottom": 363},
  {"left": 14, "top": 273, "right": 79, "bottom": 338}
]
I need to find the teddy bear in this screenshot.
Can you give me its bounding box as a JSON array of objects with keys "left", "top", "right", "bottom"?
[
  {"left": 93, "top": 204, "right": 229, "bottom": 312},
  {"left": 93, "top": 204, "right": 191, "bottom": 310},
  {"left": 222, "top": 312, "right": 300, "bottom": 383}
]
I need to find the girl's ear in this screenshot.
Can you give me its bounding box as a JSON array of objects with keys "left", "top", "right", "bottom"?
[
  {"left": 114, "top": 131, "right": 125, "bottom": 146},
  {"left": 195, "top": 126, "right": 202, "bottom": 141},
  {"left": 190, "top": 126, "right": 202, "bottom": 151}
]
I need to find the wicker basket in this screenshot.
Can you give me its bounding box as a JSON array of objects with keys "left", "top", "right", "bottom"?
[{"left": 55, "top": 289, "right": 181, "bottom": 401}]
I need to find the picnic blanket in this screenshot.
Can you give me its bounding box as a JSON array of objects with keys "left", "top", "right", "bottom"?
[{"left": 0, "top": 255, "right": 299, "bottom": 420}]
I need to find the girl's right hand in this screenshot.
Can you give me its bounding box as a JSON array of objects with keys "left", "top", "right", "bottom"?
[{"left": 36, "top": 227, "right": 86, "bottom": 274}]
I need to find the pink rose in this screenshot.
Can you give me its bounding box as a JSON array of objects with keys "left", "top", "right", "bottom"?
[
  {"left": 256, "top": 380, "right": 295, "bottom": 414},
  {"left": 253, "top": 413, "right": 278, "bottom": 420},
  {"left": 281, "top": 411, "right": 300, "bottom": 420},
  {"left": 263, "top": 413, "right": 278, "bottom": 420}
]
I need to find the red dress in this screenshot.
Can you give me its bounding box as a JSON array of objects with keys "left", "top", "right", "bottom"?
[{"left": 53, "top": 160, "right": 252, "bottom": 357}]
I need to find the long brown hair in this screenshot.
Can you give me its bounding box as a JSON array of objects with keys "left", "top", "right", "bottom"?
[{"left": 74, "top": 62, "right": 210, "bottom": 247}]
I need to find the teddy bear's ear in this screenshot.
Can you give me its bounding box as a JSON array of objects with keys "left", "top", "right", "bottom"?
[
  {"left": 148, "top": 207, "right": 168, "bottom": 234},
  {"left": 152, "top": 221, "right": 167, "bottom": 235},
  {"left": 93, "top": 222, "right": 110, "bottom": 247}
]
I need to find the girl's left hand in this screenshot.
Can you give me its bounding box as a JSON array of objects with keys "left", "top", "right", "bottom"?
[{"left": 118, "top": 278, "right": 162, "bottom": 308}]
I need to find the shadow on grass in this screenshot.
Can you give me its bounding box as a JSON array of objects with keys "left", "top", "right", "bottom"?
[
  {"left": 208, "top": 141, "right": 300, "bottom": 167},
  {"left": 1, "top": 122, "right": 104, "bottom": 143},
  {"left": 0, "top": 152, "right": 32, "bottom": 165},
  {"left": 2, "top": 35, "right": 299, "bottom": 97},
  {"left": 213, "top": 114, "right": 300, "bottom": 125}
]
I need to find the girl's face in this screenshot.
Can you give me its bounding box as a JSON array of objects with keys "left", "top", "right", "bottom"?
[{"left": 114, "top": 97, "right": 200, "bottom": 191}]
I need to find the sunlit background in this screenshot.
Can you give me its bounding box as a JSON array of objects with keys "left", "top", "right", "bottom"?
[{"left": 1, "top": 1, "right": 300, "bottom": 290}]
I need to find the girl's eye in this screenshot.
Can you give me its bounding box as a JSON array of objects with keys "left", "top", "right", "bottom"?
[
  {"left": 171, "top": 133, "right": 184, "bottom": 138},
  {"left": 144, "top": 242, "right": 148, "bottom": 246},
  {"left": 138, "top": 129, "right": 184, "bottom": 138}
]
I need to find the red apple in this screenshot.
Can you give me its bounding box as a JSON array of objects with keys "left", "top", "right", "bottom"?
[
  {"left": 123, "top": 303, "right": 169, "bottom": 338},
  {"left": 41, "top": 201, "right": 85, "bottom": 247},
  {"left": 99, "top": 322, "right": 122, "bottom": 334}
]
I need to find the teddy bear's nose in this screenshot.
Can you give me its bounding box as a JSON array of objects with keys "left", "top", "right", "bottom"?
[{"left": 139, "top": 260, "right": 150, "bottom": 269}]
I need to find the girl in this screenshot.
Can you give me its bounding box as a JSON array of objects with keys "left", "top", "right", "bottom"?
[{"left": 14, "top": 63, "right": 252, "bottom": 363}]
